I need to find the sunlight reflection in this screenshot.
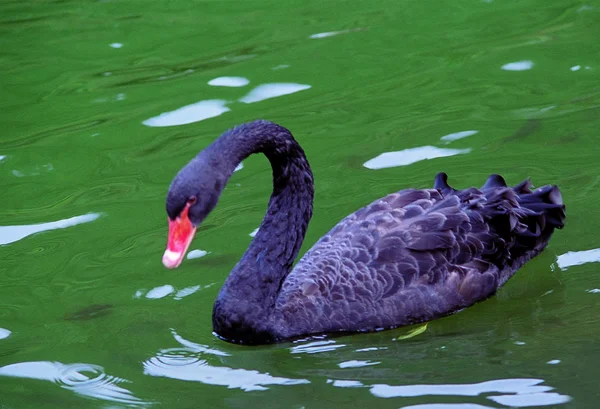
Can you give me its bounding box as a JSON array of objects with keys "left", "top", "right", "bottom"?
[
  {"left": 208, "top": 76, "right": 249, "bottom": 87},
  {"left": 187, "top": 249, "right": 210, "bottom": 259},
  {"left": 338, "top": 360, "right": 380, "bottom": 368},
  {"left": 0, "top": 328, "right": 11, "bottom": 339},
  {"left": 556, "top": 248, "right": 600, "bottom": 270},
  {"left": 0, "top": 213, "right": 101, "bottom": 246},
  {"left": 440, "top": 130, "right": 478, "bottom": 143},
  {"left": 290, "top": 340, "right": 346, "bottom": 354},
  {"left": 363, "top": 146, "right": 471, "bottom": 169},
  {"left": 143, "top": 330, "right": 309, "bottom": 391},
  {"left": 0, "top": 361, "right": 147, "bottom": 406},
  {"left": 501, "top": 61, "right": 534, "bottom": 71},
  {"left": 142, "top": 99, "right": 230, "bottom": 127},
  {"left": 239, "top": 83, "right": 311, "bottom": 104},
  {"left": 369, "top": 378, "right": 571, "bottom": 407}
]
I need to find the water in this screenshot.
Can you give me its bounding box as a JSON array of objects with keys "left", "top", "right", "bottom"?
[{"left": 1, "top": 0, "right": 599, "bottom": 407}]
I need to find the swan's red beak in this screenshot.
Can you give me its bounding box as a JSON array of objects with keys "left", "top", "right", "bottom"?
[{"left": 163, "top": 204, "right": 196, "bottom": 269}]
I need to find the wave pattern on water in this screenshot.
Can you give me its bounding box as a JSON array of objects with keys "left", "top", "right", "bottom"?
[
  {"left": 0, "top": 361, "right": 148, "bottom": 406},
  {"left": 143, "top": 330, "right": 310, "bottom": 391}
]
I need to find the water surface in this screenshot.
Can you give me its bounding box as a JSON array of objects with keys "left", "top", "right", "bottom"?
[{"left": 1, "top": 0, "right": 599, "bottom": 408}]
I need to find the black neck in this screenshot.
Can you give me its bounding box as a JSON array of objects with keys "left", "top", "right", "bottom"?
[{"left": 209, "top": 121, "right": 314, "bottom": 343}]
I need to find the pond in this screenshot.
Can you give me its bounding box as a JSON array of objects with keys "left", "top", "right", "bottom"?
[{"left": 1, "top": 0, "right": 599, "bottom": 408}]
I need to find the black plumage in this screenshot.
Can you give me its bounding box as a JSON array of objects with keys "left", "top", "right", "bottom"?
[{"left": 165, "top": 120, "right": 566, "bottom": 345}]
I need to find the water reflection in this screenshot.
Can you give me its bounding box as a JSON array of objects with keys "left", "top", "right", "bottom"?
[
  {"left": 135, "top": 283, "right": 213, "bottom": 300},
  {"left": 0, "top": 327, "right": 11, "bottom": 339},
  {"left": 142, "top": 99, "right": 230, "bottom": 127},
  {"left": 363, "top": 146, "right": 471, "bottom": 169},
  {"left": 143, "top": 330, "right": 310, "bottom": 391},
  {"left": 368, "top": 378, "right": 570, "bottom": 407},
  {"left": 309, "top": 28, "right": 361, "bottom": 39},
  {"left": 501, "top": 61, "right": 534, "bottom": 71},
  {"left": 440, "top": 130, "right": 478, "bottom": 143},
  {"left": 239, "top": 83, "right": 311, "bottom": 104},
  {"left": 0, "top": 361, "right": 147, "bottom": 406},
  {"left": 290, "top": 340, "right": 346, "bottom": 354},
  {"left": 208, "top": 76, "right": 249, "bottom": 87},
  {"left": 556, "top": 248, "right": 600, "bottom": 270},
  {"left": 338, "top": 360, "right": 380, "bottom": 368},
  {"left": 0, "top": 213, "right": 101, "bottom": 246},
  {"left": 187, "top": 249, "right": 210, "bottom": 259},
  {"left": 109, "top": 43, "right": 123, "bottom": 48}
]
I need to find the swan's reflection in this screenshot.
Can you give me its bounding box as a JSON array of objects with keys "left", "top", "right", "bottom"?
[
  {"left": 142, "top": 99, "right": 230, "bottom": 127},
  {"left": 556, "top": 248, "right": 600, "bottom": 270},
  {"left": 363, "top": 146, "right": 471, "bottom": 170},
  {"left": 143, "top": 330, "right": 310, "bottom": 391},
  {"left": 0, "top": 361, "right": 147, "bottom": 406},
  {"left": 0, "top": 213, "right": 101, "bottom": 246}
]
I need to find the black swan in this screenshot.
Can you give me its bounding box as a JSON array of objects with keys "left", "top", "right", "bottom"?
[{"left": 162, "top": 120, "right": 565, "bottom": 345}]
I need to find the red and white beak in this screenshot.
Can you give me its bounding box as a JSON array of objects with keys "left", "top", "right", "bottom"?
[{"left": 162, "top": 204, "right": 196, "bottom": 269}]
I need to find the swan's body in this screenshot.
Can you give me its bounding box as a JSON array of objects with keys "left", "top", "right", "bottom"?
[{"left": 163, "top": 120, "right": 565, "bottom": 345}]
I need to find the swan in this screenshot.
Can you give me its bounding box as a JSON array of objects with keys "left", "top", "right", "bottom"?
[{"left": 162, "top": 120, "right": 565, "bottom": 345}]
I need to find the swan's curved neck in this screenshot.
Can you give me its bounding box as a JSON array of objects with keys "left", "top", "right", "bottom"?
[{"left": 210, "top": 121, "right": 314, "bottom": 343}]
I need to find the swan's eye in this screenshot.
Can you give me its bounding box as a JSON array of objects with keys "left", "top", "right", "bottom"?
[{"left": 187, "top": 196, "right": 197, "bottom": 205}]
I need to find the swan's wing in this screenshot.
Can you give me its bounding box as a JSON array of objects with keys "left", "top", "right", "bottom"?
[{"left": 274, "top": 188, "right": 494, "bottom": 335}]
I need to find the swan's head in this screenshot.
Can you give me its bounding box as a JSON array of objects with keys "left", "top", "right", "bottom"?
[{"left": 163, "top": 157, "right": 225, "bottom": 269}]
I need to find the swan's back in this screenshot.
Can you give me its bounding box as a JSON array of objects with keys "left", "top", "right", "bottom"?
[{"left": 271, "top": 173, "right": 565, "bottom": 340}]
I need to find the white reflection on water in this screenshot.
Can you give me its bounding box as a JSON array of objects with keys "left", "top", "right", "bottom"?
[
  {"left": 145, "top": 285, "right": 175, "bottom": 299},
  {"left": 400, "top": 404, "right": 495, "bottom": 409},
  {"left": 143, "top": 330, "right": 309, "bottom": 391},
  {"left": 208, "top": 76, "right": 249, "bottom": 87},
  {"left": 338, "top": 360, "right": 380, "bottom": 368},
  {"left": 0, "top": 213, "right": 101, "bottom": 246},
  {"left": 187, "top": 249, "right": 210, "bottom": 259},
  {"left": 440, "top": 130, "right": 478, "bottom": 143},
  {"left": 234, "top": 162, "right": 244, "bottom": 172},
  {"left": 109, "top": 43, "right": 123, "bottom": 48},
  {"left": 501, "top": 60, "right": 534, "bottom": 71},
  {"left": 0, "top": 155, "right": 5, "bottom": 161},
  {"left": 249, "top": 227, "right": 259, "bottom": 237},
  {"left": 290, "top": 340, "right": 346, "bottom": 354},
  {"left": 369, "top": 378, "right": 571, "bottom": 407},
  {"left": 556, "top": 248, "right": 600, "bottom": 270},
  {"left": 0, "top": 328, "right": 11, "bottom": 339},
  {"left": 363, "top": 146, "right": 471, "bottom": 169},
  {"left": 142, "top": 99, "right": 230, "bottom": 127},
  {"left": 309, "top": 28, "right": 361, "bottom": 39},
  {"left": 239, "top": 83, "right": 311, "bottom": 104},
  {"left": 0, "top": 361, "right": 146, "bottom": 405}
]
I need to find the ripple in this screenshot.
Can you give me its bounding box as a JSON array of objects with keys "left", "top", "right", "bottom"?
[
  {"left": 0, "top": 213, "right": 102, "bottom": 246},
  {"left": 0, "top": 328, "right": 11, "bottom": 339},
  {"left": 328, "top": 379, "right": 364, "bottom": 388},
  {"left": 0, "top": 155, "right": 5, "bottom": 162},
  {"left": 0, "top": 361, "right": 146, "bottom": 405},
  {"left": 571, "top": 65, "right": 581, "bottom": 71},
  {"left": 556, "top": 248, "right": 600, "bottom": 270},
  {"left": 488, "top": 392, "right": 571, "bottom": 407},
  {"left": 234, "top": 162, "right": 244, "bottom": 172},
  {"left": 239, "top": 83, "right": 311, "bottom": 104},
  {"left": 142, "top": 99, "right": 230, "bottom": 127},
  {"left": 12, "top": 163, "right": 54, "bottom": 177},
  {"left": 363, "top": 146, "right": 471, "bottom": 169},
  {"left": 208, "top": 76, "right": 249, "bottom": 87},
  {"left": 547, "top": 359, "right": 561, "bottom": 365},
  {"left": 440, "top": 130, "right": 478, "bottom": 143},
  {"left": 109, "top": 43, "right": 123, "bottom": 48},
  {"left": 144, "top": 330, "right": 309, "bottom": 391},
  {"left": 501, "top": 61, "right": 534, "bottom": 71},
  {"left": 249, "top": 227, "right": 259, "bottom": 237}
]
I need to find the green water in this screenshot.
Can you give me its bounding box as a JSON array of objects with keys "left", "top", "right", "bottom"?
[{"left": 1, "top": 0, "right": 599, "bottom": 407}]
